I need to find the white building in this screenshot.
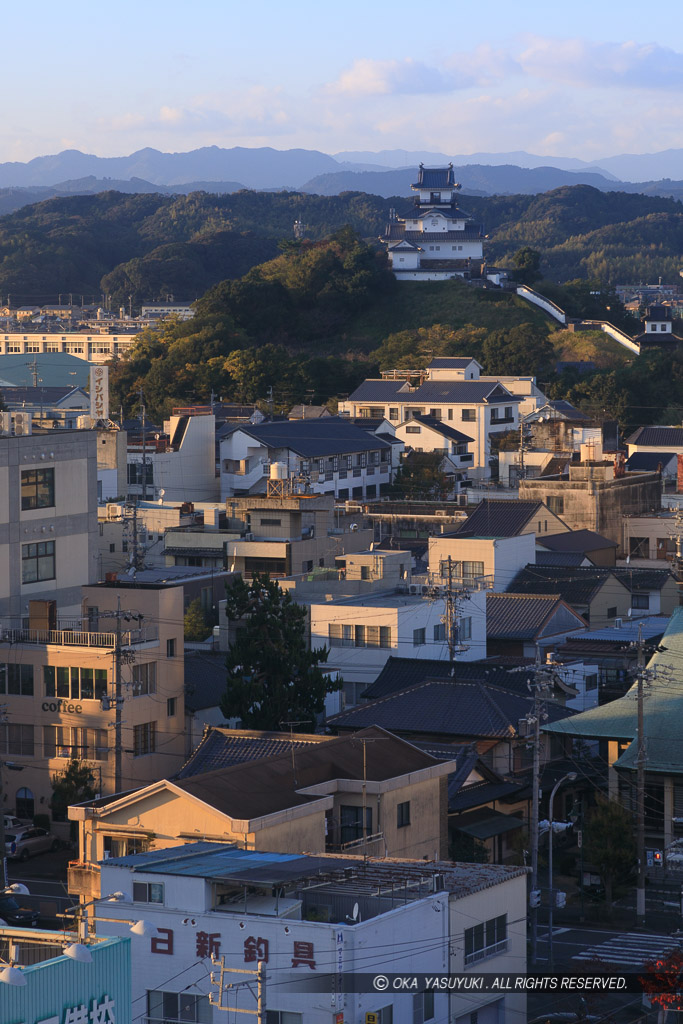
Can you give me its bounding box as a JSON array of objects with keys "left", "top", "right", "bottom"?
[
  {"left": 310, "top": 585, "right": 487, "bottom": 698},
  {"left": 220, "top": 418, "right": 394, "bottom": 501},
  {"left": 127, "top": 412, "right": 219, "bottom": 503},
  {"left": 380, "top": 165, "right": 485, "bottom": 281},
  {"left": 0, "top": 428, "right": 98, "bottom": 624},
  {"left": 94, "top": 841, "right": 527, "bottom": 1024},
  {"left": 428, "top": 533, "right": 537, "bottom": 592},
  {"left": 0, "top": 330, "right": 141, "bottom": 362}
]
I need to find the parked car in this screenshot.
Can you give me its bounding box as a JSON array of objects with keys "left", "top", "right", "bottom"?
[
  {"left": 3, "top": 815, "right": 23, "bottom": 831},
  {"left": 0, "top": 894, "right": 39, "bottom": 927},
  {"left": 5, "top": 826, "right": 59, "bottom": 861}
]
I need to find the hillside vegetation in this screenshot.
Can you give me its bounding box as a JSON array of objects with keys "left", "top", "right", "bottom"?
[{"left": 0, "top": 185, "right": 680, "bottom": 305}]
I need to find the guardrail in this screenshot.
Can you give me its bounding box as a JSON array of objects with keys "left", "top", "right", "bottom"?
[{"left": 0, "top": 626, "right": 157, "bottom": 647}]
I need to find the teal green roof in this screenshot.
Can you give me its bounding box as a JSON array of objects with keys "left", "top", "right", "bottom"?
[{"left": 544, "top": 607, "right": 683, "bottom": 775}]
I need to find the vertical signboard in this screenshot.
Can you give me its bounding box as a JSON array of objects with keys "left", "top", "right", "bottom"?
[{"left": 90, "top": 365, "right": 109, "bottom": 421}]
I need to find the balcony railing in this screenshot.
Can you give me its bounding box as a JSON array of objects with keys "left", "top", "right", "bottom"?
[{"left": 0, "top": 626, "right": 158, "bottom": 648}]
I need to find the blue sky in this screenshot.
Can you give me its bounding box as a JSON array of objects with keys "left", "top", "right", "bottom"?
[{"left": 6, "top": 0, "right": 683, "bottom": 161}]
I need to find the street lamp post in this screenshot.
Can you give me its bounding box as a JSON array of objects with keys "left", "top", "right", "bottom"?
[{"left": 548, "top": 771, "right": 577, "bottom": 970}]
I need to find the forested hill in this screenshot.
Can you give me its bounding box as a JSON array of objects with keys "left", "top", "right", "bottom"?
[{"left": 0, "top": 185, "right": 681, "bottom": 305}]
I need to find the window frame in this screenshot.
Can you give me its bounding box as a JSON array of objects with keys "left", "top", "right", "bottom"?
[
  {"left": 21, "top": 540, "right": 55, "bottom": 583},
  {"left": 20, "top": 468, "right": 55, "bottom": 511}
]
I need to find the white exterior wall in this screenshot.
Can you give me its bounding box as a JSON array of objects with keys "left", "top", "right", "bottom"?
[
  {"left": 96, "top": 863, "right": 452, "bottom": 1024},
  {"left": 311, "top": 591, "right": 486, "bottom": 686},
  {"left": 428, "top": 534, "right": 536, "bottom": 592},
  {"left": 129, "top": 415, "right": 219, "bottom": 503},
  {"left": 390, "top": 250, "right": 420, "bottom": 269}
]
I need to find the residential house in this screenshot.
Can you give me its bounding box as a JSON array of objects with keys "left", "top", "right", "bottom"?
[
  {"left": 0, "top": 385, "right": 90, "bottom": 427},
  {"left": 623, "top": 509, "right": 680, "bottom": 563},
  {"left": 455, "top": 499, "right": 570, "bottom": 540},
  {"left": 428, "top": 532, "right": 537, "bottom": 591},
  {"left": 93, "top": 841, "right": 528, "bottom": 1024},
  {"left": 485, "top": 593, "right": 587, "bottom": 658},
  {"left": 536, "top": 528, "right": 619, "bottom": 567},
  {"left": 68, "top": 726, "right": 457, "bottom": 899},
  {"left": 220, "top": 417, "right": 394, "bottom": 500},
  {"left": 395, "top": 414, "right": 474, "bottom": 491},
  {"left": 625, "top": 451, "right": 678, "bottom": 487},
  {"left": 175, "top": 726, "right": 328, "bottom": 779},
  {"left": 340, "top": 379, "right": 520, "bottom": 480},
  {"left": 505, "top": 565, "right": 633, "bottom": 628},
  {"left": 626, "top": 426, "right": 683, "bottom": 460},
  {"left": 127, "top": 411, "right": 218, "bottom": 503}
]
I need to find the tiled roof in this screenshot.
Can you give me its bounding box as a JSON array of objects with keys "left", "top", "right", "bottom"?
[
  {"left": 506, "top": 565, "right": 625, "bottom": 605},
  {"left": 538, "top": 529, "right": 618, "bottom": 553},
  {"left": 381, "top": 225, "right": 484, "bottom": 242},
  {"left": 346, "top": 380, "right": 408, "bottom": 402},
  {"left": 409, "top": 381, "right": 514, "bottom": 404},
  {"left": 229, "top": 417, "right": 392, "bottom": 458},
  {"left": 626, "top": 426, "right": 683, "bottom": 447},
  {"left": 611, "top": 567, "right": 675, "bottom": 592},
  {"left": 408, "top": 415, "right": 474, "bottom": 444},
  {"left": 486, "top": 593, "right": 581, "bottom": 639},
  {"left": 428, "top": 357, "right": 478, "bottom": 369},
  {"left": 626, "top": 451, "right": 678, "bottom": 472},
  {"left": 547, "top": 400, "right": 590, "bottom": 420},
  {"left": 329, "top": 679, "right": 573, "bottom": 739},
  {"left": 456, "top": 499, "right": 547, "bottom": 538},
  {"left": 535, "top": 550, "right": 589, "bottom": 567},
  {"left": 175, "top": 726, "right": 328, "bottom": 779},
  {"left": 412, "top": 166, "right": 456, "bottom": 188},
  {"left": 175, "top": 727, "right": 442, "bottom": 819},
  {"left": 416, "top": 208, "right": 469, "bottom": 221},
  {"left": 449, "top": 778, "right": 527, "bottom": 813},
  {"left": 361, "top": 656, "right": 532, "bottom": 701}
]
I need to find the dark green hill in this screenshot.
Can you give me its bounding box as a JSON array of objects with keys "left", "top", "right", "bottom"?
[{"left": 0, "top": 184, "right": 680, "bottom": 305}]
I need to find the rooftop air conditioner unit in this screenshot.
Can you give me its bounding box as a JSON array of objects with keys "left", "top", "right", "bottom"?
[
  {"left": 409, "top": 584, "right": 420, "bottom": 595},
  {"left": 12, "top": 411, "right": 32, "bottom": 436},
  {"left": 614, "top": 617, "right": 623, "bottom": 628},
  {"left": 435, "top": 510, "right": 448, "bottom": 517}
]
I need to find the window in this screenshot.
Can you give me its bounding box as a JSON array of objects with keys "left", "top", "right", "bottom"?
[
  {"left": 166, "top": 638, "right": 176, "bottom": 658},
  {"left": 329, "top": 624, "right": 391, "bottom": 648},
  {"left": 0, "top": 724, "right": 34, "bottom": 756},
  {"left": 127, "top": 462, "right": 154, "bottom": 486},
  {"left": 464, "top": 914, "right": 507, "bottom": 965},
  {"left": 260, "top": 518, "right": 281, "bottom": 526},
  {"left": 406, "top": 425, "right": 421, "bottom": 434},
  {"left": 15, "top": 787, "right": 34, "bottom": 819},
  {"left": 585, "top": 674, "right": 598, "bottom": 691},
  {"left": 21, "top": 468, "right": 54, "bottom": 510},
  {"left": 448, "top": 409, "right": 453, "bottom": 420},
  {"left": 44, "top": 666, "right": 107, "bottom": 701},
  {"left": 167, "top": 697, "right": 176, "bottom": 717},
  {"left": 397, "top": 801, "right": 411, "bottom": 828},
  {"left": 21, "top": 541, "right": 55, "bottom": 583},
  {"left": 439, "top": 560, "right": 483, "bottom": 583},
  {"left": 461, "top": 409, "right": 476, "bottom": 421},
  {"left": 546, "top": 496, "right": 565, "bottom": 515},
  {"left": 133, "top": 722, "right": 156, "bottom": 756},
  {"left": 134, "top": 882, "right": 165, "bottom": 905},
  {"left": 459, "top": 617, "right": 472, "bottom": 641},
  {"left": 607, "top": 607, "right": 618, "bottom": 619},
  {"left": 389, "top": 407, "right": 399, "bottom": 420},
  {"left": 266, "top": 1014, "right": 302, "bottom": 1024},
  {"left": 104, "top": 835, "right": 148, "bottom": 858},
  {"left": 429, "top": 408, "right": 441, "bottom": 419},
  {"left": 433, "top": 623, "right": 446, "bottom": 641},
  {"left": 340, "top": 805, "right": 372, "bottom": 845},
  {"left": 413, "top": 992, "right": 435, "bottom": 1022},
  {"left": 0, "top": 663, "right": 34, "bottom": 696},
  {"left": 361, "top": 565, "right": 371, "bottom": 580},
  {"left": 632, "top": 593, "right": 650, "bottom": 609},
  {"left": 132, "top": 662, "right": 156, "bottom": 696},
  {"left": 413, "top": 627, "right": 426, "bottom": 647},
  {"left": 43, "top": 726, "right": 108, "bottom": 760}
]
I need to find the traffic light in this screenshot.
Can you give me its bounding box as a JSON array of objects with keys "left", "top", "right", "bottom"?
[
  {"left": 555, "top": 891, "right": 566, "bottom": 908},
  {"left": 654, "top": 850, "right": 663, "bottom": 866},
  {"left": 529, "top": 889, "right": 541, "bottom": 908}
]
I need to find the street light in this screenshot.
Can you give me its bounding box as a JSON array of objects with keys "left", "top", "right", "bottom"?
[{"left": 548, "top": 771, "right": 577, "bottom": 970}]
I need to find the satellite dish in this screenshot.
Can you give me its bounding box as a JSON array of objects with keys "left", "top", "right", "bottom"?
[
  {"left": 159, "top": 489, "right": 165, "bottom": 497},
  {"left": 627, "top": 608, "right": 633, "bottom": 617},
  {"left": 626, "top": 555, "right": 630, "bottom": 564},
  {"left": 352, "top": 902, "right": 359, "bottom": 920}
]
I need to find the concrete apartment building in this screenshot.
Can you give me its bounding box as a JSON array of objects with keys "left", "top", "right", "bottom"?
[
  {"left": 0, "top": 330, "right": 140, "bottom": 362},
  {"left": 520, "top": 458, "right": 663, "bottom": 550},
  {"left": 0, "top": 428, "right": 98, "bottom": 625},
  {"left": 0, "top": 580, "right": 186, "bottom": 828},
  {"left": 92, "top": 842, "right": 527, "bottom": 1024}
]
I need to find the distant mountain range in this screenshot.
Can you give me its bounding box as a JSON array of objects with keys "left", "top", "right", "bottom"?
[{"left": 0, "top": 146, "right": 682, "bottom": 214}]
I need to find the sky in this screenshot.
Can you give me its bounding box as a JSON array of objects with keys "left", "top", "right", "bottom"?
[{"left": 4, "top": 0, "right": 683, "bottom": 163}]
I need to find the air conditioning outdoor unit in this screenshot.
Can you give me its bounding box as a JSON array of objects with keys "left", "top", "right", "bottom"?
[
  {"left": 408, "top": 584, "right": 420, "bottom": 595},
  {"left": 12, "top": 412, "right": 32, "bottom": 436}
]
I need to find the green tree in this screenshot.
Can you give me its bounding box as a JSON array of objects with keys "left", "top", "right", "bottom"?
[
  {"left": 510, "top": 246, "right": 542, "bottom": 285},
  {"left": 51, "top": 759, "right": 97, "bottom": 840},
  {"left": 184, "top": 597, "right": 211, "bottom": 642},
  {"left": 481, "top": 323, "right": 555, "bottom": 378},
  {"left": 390, "top": 452, "right": 451, "bottom": 499},
  {"left": 220, "top": 574, "right": 338, "bottom": 730},
  {"left": 584, "top": 796, "right": 636, "bottom": 909}
]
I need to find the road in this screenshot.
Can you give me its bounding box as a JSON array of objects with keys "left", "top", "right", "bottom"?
[{"left": 5, "top": 845, "right": 75, "bottom": 925}]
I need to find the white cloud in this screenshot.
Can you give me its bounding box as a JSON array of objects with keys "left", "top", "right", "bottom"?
[{"left": 520, "top": 35, "right": 683, "bottom": 90}]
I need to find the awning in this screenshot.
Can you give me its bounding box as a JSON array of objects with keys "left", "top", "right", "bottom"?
[{"left": 451, "top": 809, "right": 523, "bottom": 841}]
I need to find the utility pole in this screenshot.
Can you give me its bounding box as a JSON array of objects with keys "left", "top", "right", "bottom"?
[
  {"left": 267, "top": 386, "right": 273, "bottom": 421},
  {"left": 139, "top": 387, "right": 148, "bottom": 502},
  {"left": 441, "top": 555, "right": 469, "bottom": 666},
  {"left": 28, "top": 358, "right": 39, "bottom": 388},
  {"left": 528, "top": 651, "right": 551, "bottom": 967},
  {"left": 210, "top": 955, "right": 266, "bottom": 1023},
  {"left": 114, "top": 596, "right": 123, "bottom": 795},
  {"left": 636, "top": 627, "right": 647, "bottom": 926}
]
